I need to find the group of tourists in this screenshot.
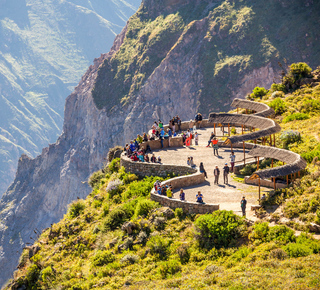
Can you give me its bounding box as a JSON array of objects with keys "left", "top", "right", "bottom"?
[
  {"left": 154, "top": 180, "right": 173, "bottom": 198},
  {"left": 125, "top": 137, "right": 162, "bottom": 163}
]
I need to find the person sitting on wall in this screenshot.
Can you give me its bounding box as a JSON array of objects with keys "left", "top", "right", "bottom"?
[
  {"left": 199, "top": 162, "right": 207, "bottom": 178},
  {"left": 157, "top": 156, "right": 162, "bottom": 163},
  {"left": 171, "top": 117, "right": 176, "bottom": 133},
  {"left": 166, "top": 186, "right": 173, "bottom": 198},
  {"left": 161, "top": 186, "right": 167, "bottom": 196},
  {"left": 137, "top": 153, "right": 144, "bottom": 162},
  {"left": 131, "top": 153, "right": 139, "bottom": 162},
  {"left": 159, "top": 120, "right": 163, "bottom": 129},
  {"left": 129, "top": 140, "right": 136, "bottom": 152},
  {"left": 157, "top": 185, "right": 162, "bottom": 195},
  {"left": 154, "top": 180, "right": 160, "bottom": 191},
  {"left": 196, "top": 191, "right": 204, "bottom": 203},
  {"left": 179, "top": 188, "right": 185, "bottom": 201},
  {"left": 134, "top": 138, "right": 139, "bottom": 149},
  {"left": 145, "top": 154, "right": 149, "bottom": 162},
  {"left": 151, "top": 154, "right": 157, "bottom": 163},
  {"left": 137, "top": 134, "right": 143, "bottom": 144},
  {"left": 143, "top": 132, "right": 149, "bottom": 142}
]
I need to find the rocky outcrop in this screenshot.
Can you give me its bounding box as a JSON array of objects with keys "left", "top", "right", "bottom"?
[{"left": 1, "top": 0, "right": 320, "bottom": 286}]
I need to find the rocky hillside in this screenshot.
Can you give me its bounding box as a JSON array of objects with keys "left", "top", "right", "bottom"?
[
  {"left": 0, "top": 0, "right": 320, "bottom": 287},
  {"left": 0, "top": 0, "right": 141, "bottom": 197}
]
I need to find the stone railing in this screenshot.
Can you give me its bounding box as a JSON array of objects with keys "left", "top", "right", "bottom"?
[{"left": 150, "top": 171, "right": 219, "bottom": 214}]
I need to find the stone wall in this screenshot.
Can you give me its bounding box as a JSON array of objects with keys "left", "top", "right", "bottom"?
[
  {"left": 151, "top": 192, "right": 219, "bottom": 214},
  {"left": 120, "top": 154, "right": 197, "bottom": 177}
]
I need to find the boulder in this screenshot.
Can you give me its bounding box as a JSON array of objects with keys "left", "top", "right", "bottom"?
[
  {"left": 309, "top": 223, "right": 320, "bottom": 233},
  {"left": 121, "top": 221, "right": 136, "bottom": 235}
]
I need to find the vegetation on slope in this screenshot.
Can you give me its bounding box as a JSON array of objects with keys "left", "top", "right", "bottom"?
[
  {"left": 242, "top": 63, "right": 320, "bottom": 229},
  {"left": 6, "top": 158, "right": 320, "bottom": 289}
]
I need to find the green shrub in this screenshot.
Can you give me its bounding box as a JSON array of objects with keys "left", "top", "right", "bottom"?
[
  {"left": 88, "top": 170, "right": 105, "bottom": 188},
  {"left": 120, "top": 254, "right": 139, "bottom": 264},
  {"left": 26, "top": 264, "right": 41, "bottom": 287},
  {"left": 106, "top": 179, "right": 124, "bottom": 199},
  {"left": 103, "top": 208, "right": 127, "bottom": 231},
  {"left": 267, "top": 225, "right": 295, "bottom": 245},
  {"left": 283, "top": 113, "right": 309, "bottom": 123},
  {"left": 68, "top": 200, "right": 86, "bottom": 219},
  {"left": 283, "top": 243, "right": 312, "bottom": 258},
  {"left": 134, "top": 199, "right": 159, "bottom": 218},
  {"left": 231, "top": 127, "right": 236, "bottom": 134},
  {"left": 269, "top": 248, "right": 288, "bottom": 260},
  {"left": 108, "top": 158, "right": 120, "bottom": 173},
  {"left": 41, "top": 266, "right": 54, "bottom": 283},
  {"left": 176, "top": 244, "right": 190, "bottom": 264},
  {"left": 271, "top": 83, "right": 286, "bottom": 93},
  {"left": 280, "top": 130, "right": 301, "bottom": 148},
  {"left": 269, "top": 97, "right": 287, "bottom": 115},
  {"left": 194, "top": 210, "right": 246, "bottom": 249},
  {"left": 147, "top": 235, "right": 170, "bottom": 259},
  {"left": 301, "top": 99, "right": 320, "bottom": 114},
  {"left": 301, "top": 149, "right": 320, "bottom": 163},
  {"left": 175, "top": 208, "right": 184, "bottom": 221},
  {"left": 289, "top": 62, "right": 312, "bottom": 78},
  {"left": 250, "top": 222, "right": 269, "bottom": 243},
  {"left": 158, "top": 260, "right": 181, "bottom": 278},
  {"left": 91, "top": 250, "right": 115, "bottom": 267},
  {"left": 251, "top": 86, "right": 268, "bottom": 98},
  {"left": 239, "top": 164, "right": 256, "bottom": 176}
]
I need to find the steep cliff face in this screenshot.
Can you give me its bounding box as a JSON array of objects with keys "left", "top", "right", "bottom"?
[{"left": 1, "top": 0, "right": 320, "bottom": 286}]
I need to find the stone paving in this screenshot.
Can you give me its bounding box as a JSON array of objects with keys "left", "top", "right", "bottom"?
[{"left": 153, "top": 127, "right": 272, "bottom": 219}]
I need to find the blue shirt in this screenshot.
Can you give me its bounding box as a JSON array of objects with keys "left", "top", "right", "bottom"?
[
  {"left": 129, "top": 143, "right": 136, "bottom": 152},
  {"left": 168, "top": 129, "right": 172, "bottom": 137}
]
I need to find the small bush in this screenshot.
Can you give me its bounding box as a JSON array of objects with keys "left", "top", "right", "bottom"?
[
  {"left": 290, "top": 62, "right": 312, "bottom": 78},
  {"left": 283, "top": 243, "right": 312, "bottom": 258},
  {"left": 108, "top": 158, "right": 120, "bottom": 173},
  {"left": 194, "top": 210, "right": 246, "bottom": 249},
  {"left": 91, "top": 250, "right": 115, "bottom": 267},
  {"left": 301, "top": 99, "right": 320, "bottom": 114},
  {"left": 175, "top": 208, "right": 184, "bottom": 220},
  {"left": 106, "top": 179, "right": 123, "bottom": 199},
  {"left": 271, "top": 83, "right": 286, "bottom": 93},
  {"left": 283, "top": 113, "right": 309, "bottom": 123},
  {"left": 88, "top": 170, "right": 105, "bottom": 188},
  {"left": 41, "top": 266, "right": 54, "bottom": 283},
  {"left": 176, "top": 244, "right": 190, "bottom": 264},
  {"left": 103, "top": 208, "right": 127, "bottom": 231},
  {"left": 267, "top": 225, "right": 295, "bottom": 245},
  {"left": 280, "top": 130, "right": 301, "bottom": 148},
  {"left": 251, "top": 87, "right": 268, "bottom": 99},
  {"left": 26, "top": 264, "right": 41, "bottom": 287},
  {"left": 134, "top": 199, "right": 159, "bottom": 218},
  {"left": 120, "top": 254, "right": 139, "bottom": 264},
  {"left": 158, "top": 260, "right": 181, "bottom": 278},
  {"left": 68, "top": 200, "right": 86, "bottom": 219},
  {"left": 269, "top": 248, "right": 288, "bottom": 260},
  {"left": 239, "top": 164, "right": 256, "bottom": 176},
  {"left": 250, "top": 222, "right": 270, "bottom": 243},
  {"left": 147, "top": 235, "right": 170, "bottom": 259},
  {"left": 269, "top": 97, "right": 287, "bottom": 115}
]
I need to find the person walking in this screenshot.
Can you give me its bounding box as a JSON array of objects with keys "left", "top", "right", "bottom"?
[
  {"left": 241, "top": 196, "right": 247, "bottom": 216},
  {"left": 223, "top": 163, "right": 229, "bottom": 184},
  {"left": 206, "top": 132, "right": 215, "bottom": 147},
  {"left": 199, "top": 162, "right": 207, "bottom": 178},
  {"left": 212, "top": 138, "right": 219, "bottom": 156},
  {"left": 214, "top": 166, "right": 220, "bottom": 185},
  {"left": 230, "top": 151, "right": 236, "bottom": 172},
  {"left": 179, "top": 188, "right": 185, "bottom": 201}
]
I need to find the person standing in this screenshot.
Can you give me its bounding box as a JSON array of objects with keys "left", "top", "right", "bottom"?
[
  {"left": 179, "top": 188, "right": 185, "bottom": 201},
  {"left": 168, "top": 128, "right": 172, "bottom": 147},
  {"left": 241, "top": 196, "right": 247, "bottom": 216},
  {"left": 206, "top": 132, "right": 215, "bottom": 147},
  {"left": 194, "top": 132, "right": 199, "bottom": 145},
  {"left": 230, "top": 151, "right": 236, "bottom": 172},
  {"left": 212, "top": 138, "right": 219, "bottom": 156},
  {"left": 214, "top": 166, "right": 220, "bottom": 184},
  {"left": 223, "top": 163, "right": 229, "bottom": 184}
]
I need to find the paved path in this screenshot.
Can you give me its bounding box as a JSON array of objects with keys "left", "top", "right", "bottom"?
[{"left": 153, "top": 127, "right": 272, "bottom": 219}]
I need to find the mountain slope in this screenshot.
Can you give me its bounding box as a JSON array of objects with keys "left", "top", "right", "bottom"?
[
  {"left": 0, "top": 0, "right": 319, "bottom": 287},
  {"left": 0, "top": 0, "right": 141, "bottom": 197}
]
